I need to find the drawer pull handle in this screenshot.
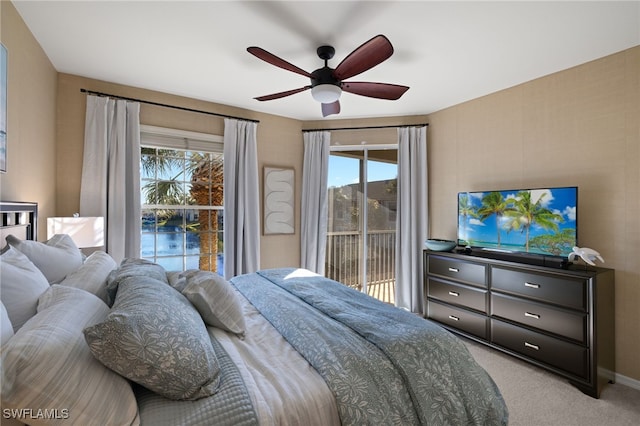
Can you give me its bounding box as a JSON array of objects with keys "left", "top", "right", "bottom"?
[
  {"left": 448, "top": 291, "right": 460, "bottom": 297},
  {"left": 448, "top": 267, "right": 459, "bottom": 273},
  {"left": 524, "top": 282, "right": 540, "bottom": 289},
  {"left": 524, "top": 342, "right": 539, "bottom": 351},
  {"left": 448, "top": 315, "right": 460, "bottom": 321},
  {"left": 525, "top": 312, "right": 540, "bottom": 319}
]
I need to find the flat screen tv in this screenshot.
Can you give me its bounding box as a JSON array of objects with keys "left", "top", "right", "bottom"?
[{"left": 457, "top": 186, "right": 577, "bottom": 259}]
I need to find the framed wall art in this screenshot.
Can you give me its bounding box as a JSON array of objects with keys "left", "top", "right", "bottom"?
[
  {"left": 263, "top": 166, "right": 294, "bottom": 234},
  {"left": 1, "top": 43, "right": 7, "bottom": 173}
]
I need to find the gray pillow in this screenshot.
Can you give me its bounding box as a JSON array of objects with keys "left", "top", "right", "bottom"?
[
  {"left": 1, "top": 301, "right": 14, "bottom": 345},
  {"left": 6, "top": 234, "right": 83, "bottom": 284},
  {"left": 59, "top": 251, "right": 117, "bottom": 303},
  {"left": 84, "top": 275, "right": 221, "bottom": 400},
  {"left": 2, "top": 285, "right": 139, "bottom": 426},
  {"left": 105, "top": 257, "right": 169, "bottom": 305},
  {"left": 0, "top": 246, "right": 50, "bottom": 332},
  {"left": 181, "top": 270, "right": 246, "bottom": 338}
]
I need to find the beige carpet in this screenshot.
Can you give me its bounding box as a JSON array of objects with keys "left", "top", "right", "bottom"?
[{"left": 463, "top": 338, "right": 640, "bottom": 426}]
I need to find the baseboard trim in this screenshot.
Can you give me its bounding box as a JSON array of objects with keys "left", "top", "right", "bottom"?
[{"left": 615, "top": 372, "right": 640, "bottom": 391}]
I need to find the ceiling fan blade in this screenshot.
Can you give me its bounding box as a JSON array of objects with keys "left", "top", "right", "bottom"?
[
  {"left": 255, "top": 86, "right": 311, "bottom": 101},
  {"left": 341, "top": 82, "right": 409, "bottom": 100},
  {"left": 321, "top": 101, "right": 341, "bottom": 117},
  {"left": 247, "top": 47, "right": 312, "bottom": 78},
  {"left": 333, "top": 35, "right": 394, "bottom": 80}
]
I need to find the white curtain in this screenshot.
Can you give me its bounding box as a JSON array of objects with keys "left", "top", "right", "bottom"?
[
  {"left": 80, "top": 95, "right": 141, "bottom": 264},
  {"left": 223, "top": 118, "right": 260, "bottom": 279},
  {"left": 396, "top": 126, "right": 428, "bottom": 313},
  {"left": 300, "top": 131, "right": 330, "bottom": 274}
]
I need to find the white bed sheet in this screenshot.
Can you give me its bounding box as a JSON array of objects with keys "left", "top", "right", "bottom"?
[{"left": 211, "top": 290, "right": 340, "bottom": 426}]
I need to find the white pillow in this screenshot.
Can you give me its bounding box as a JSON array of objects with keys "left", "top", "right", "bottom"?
[
  {"left": 6, "top": 234, "right": 83, "bottom": 284},
  {"left": 1, "top": 285, "right": 140, "bottom": 426},
  {"left": 58, "top": 251, "right": 116, "bottom": 303},
  {"left": 0, "top": 247, "right": 50, "bottom": 332},
  {"left": 1, "top": 301, "right": 14, "bottom": 345},
  {"left": 182, "top": 270, "right": 246, "bottom": 338}
]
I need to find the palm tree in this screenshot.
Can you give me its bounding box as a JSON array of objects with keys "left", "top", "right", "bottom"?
[
  {"left": 188, "top": 153, "right": 223, "bottom": 271},
  {"left": 504, "top": 191, "right": 563, "bottom": 252},
  {"left": 141, "top": 148, "right": 223, "bottom": 272},
  {"left": 458, "top": 193, "right": 478, "bottom": 245},
  {"left": 477, "top": 192, "right": 511, "bottom": 247}
]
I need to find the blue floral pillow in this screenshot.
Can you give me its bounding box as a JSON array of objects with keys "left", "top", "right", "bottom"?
[{"left": 84, "top": 275, "right": 221, "bottom": 400}]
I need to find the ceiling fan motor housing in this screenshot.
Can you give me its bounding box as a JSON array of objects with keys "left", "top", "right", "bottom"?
[
  {"left": 311, "top": 45, "right": 340, "bottom": 89},
  {"left": 310, "top": 66, "right": 340, "bottom": 88}
]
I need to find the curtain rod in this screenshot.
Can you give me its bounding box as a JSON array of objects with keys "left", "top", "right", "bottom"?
[
  {"left": 80, "top": 89, "right": 260, "bottom": 123},
  {"left": 302, "top": 123, "right": 428, "bottom": 132}
]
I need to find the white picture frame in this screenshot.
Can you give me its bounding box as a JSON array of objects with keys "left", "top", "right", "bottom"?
[{"left": 263, "top": 166, "right": 294, "bottom": 235}]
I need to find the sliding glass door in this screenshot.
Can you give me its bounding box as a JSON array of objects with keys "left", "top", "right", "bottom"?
[{"left": 326, "top": 148, "right": 397, "bottom": 304}]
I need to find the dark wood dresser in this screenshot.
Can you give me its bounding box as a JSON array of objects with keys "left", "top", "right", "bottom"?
[{"left": 423, "top": 250, "right": 615, "bottom": 398}]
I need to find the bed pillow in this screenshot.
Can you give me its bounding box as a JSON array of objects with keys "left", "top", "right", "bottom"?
[
  {"left": 58, "top": 250, "right": 116, "bottom": 303},
  {"left": 6, "top": 234, "right": 83, "bottom": 284},
  {"left": 0, "top": 246, "right": 50, "bottom": 332},
  {"left": 1, "top": 285, "right": 140, "bottom": 426},
  {"left": 105, "top": 257, "right": 169, "bottom": 305},
  {"left": 181, "top": 270, "right": 246, "bottom": 338},
  {"left": 84, "top": 275, "right": 221, "bottom": 400},
  {"left": 1, "top": 301, "right": 14, "bottom": 345},
  {"left": 167, "top": 270, "right": 188, "bottom": 292}
]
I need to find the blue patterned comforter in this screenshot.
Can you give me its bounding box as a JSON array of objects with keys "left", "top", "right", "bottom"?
[{"left": 231, "top": 268, "right": 508, "bottom": 426}]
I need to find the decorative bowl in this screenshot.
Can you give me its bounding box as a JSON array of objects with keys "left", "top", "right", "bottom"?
[{"left": 424, "top": 239, "right": 457, "bottom": 252}]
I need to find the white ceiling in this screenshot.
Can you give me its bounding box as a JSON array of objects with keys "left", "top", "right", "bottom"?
[{"left": 12, "top": 1, "right": 640, "bottom": 121}]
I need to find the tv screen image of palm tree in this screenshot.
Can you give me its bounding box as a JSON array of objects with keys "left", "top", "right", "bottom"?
[{"left": 458, "top": 187, "right": 577, "bottom": 257}]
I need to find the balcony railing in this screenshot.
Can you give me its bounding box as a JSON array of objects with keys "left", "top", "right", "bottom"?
[{"left": 325, "top": 230, "right": 396, "bottom": 305}]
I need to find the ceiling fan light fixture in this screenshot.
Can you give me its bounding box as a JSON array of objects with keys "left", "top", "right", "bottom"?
[{"left": 311, "top": 84, "right": 342, "bottom": 103}]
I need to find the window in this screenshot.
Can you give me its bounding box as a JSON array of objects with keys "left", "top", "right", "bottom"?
[{"left": 140, "top": 126, "right": 224, "bottom": 274}]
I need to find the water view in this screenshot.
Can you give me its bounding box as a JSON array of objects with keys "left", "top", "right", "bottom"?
[{"left": 141, "top": 224, "right": 224, "bottom": 274}]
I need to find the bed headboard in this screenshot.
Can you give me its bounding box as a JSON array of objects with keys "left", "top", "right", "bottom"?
[{"left": 1, "top": 201, "right": 38, "bottom": 249}]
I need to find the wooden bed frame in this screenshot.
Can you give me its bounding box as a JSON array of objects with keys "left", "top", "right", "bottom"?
[{"left": 0, "top": 201, "right": 38, "bottom": 248}]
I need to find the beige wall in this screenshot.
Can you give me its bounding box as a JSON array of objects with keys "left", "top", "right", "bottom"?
[
  {"left": 427, "top": 47, "right": 639, "bottom": 382},
  {"left": 4, "top": 1, "right": 639, "bottom": 382},
  {"left": 0, "top": 1, "right": 57, "bottom": 235}
]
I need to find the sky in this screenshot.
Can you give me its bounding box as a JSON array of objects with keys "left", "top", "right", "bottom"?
[{"left": 328, "top": 155, "right": 397, "bottom": 188}]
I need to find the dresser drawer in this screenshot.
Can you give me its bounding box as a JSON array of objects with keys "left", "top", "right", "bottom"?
[
  {"left": 428, "top": 278, "right": 487, "bottom": 313},
  {"left": 428, "top": 256, "right": 486, "bottom": 288},
  {"left": 491, "top": 319, "right": 588, "bottom": 379},
  {"left": 491, "top": 293, "right": 587, "bottom": 343},
  {"left": 428, "top": 300, "right": 488, "bottom": 339},
  {"left": 491, "top": 267, "right": 587, "bottom": 310}
]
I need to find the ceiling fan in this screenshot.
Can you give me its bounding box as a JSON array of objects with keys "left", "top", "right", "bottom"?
[{"left": 247, "top": 35, "right": 409, "bottom": 117}]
